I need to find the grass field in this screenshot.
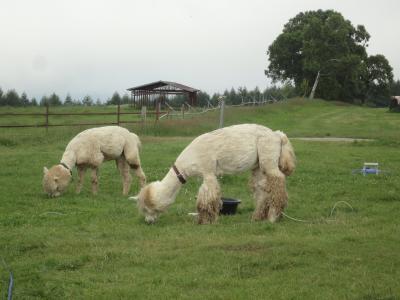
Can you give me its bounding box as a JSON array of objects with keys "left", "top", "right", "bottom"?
[{"left": 0, "top": 99, "right": 399, "bottom": 299}]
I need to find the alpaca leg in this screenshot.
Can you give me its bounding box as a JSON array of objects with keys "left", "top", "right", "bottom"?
[
  {"left": 254, "top": 136, "right": 288, "bottom": 222},
  {"left": 264, "top": 174, "right": 287, "bottom": 222},
  {"left": 90, "top": 167, "right": 99, "bottom": 195},
  {"left": 123, "top": 141, "right": 146, "bottom": 188},
  {"left": 116, "top": 157, "right": 132, "bottom": 196},
  {"left": 76, "top": 165, "right": 86, "bottom": 194},
  {"left": 196, "top": 175, "right": 222, "bottom": 224},
  {"left": 252, "top": 172, "right": 287, "bottom": 222},
  {"left": 251, "top": 168, "right": 270, "bottom": 221},
  {"left": 133, "top": 165, "right": 146, "bottom": 188}
]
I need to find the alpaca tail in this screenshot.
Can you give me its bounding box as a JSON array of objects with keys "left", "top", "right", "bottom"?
[{"left": 276, "top": 131, "right": 296, "bottom": 176}]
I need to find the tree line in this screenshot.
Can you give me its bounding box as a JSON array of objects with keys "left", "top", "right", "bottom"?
[
  {"left": 0, "top": 85, "right": 300, "bottom": 107},
  {"left": 1, "top": 79, "right": 399, "bottom": 108},
  {"left": 0, "top": 89, "right": 134, "bottom": 107}
]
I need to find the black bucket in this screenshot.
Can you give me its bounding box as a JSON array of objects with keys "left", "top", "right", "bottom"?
[{"left": 220, "top": 197, "right": 241, "bottom": 215}]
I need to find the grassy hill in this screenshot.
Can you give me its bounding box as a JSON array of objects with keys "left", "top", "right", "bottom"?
[{"left": 0, "top": 99, "right": 399, "bottom": 299}]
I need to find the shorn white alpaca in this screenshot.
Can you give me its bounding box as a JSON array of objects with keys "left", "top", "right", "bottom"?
[
  {"left": 132, "top": 124, "right": 295, "bottom": 224},
  {"left": 43, "top": 126, "right": 146, "bottom": 197}
]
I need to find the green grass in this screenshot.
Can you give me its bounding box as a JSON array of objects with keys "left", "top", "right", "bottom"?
[{"left": 0, "top": 99, "right": 400, "bottom": 299}]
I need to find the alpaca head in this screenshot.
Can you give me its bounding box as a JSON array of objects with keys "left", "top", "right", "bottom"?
[
  {"left": 42, "top": 165, "right": 72, "bottom": 197},
  {"left": 133, "top": 181, "right": 167, "bottom": 224}
]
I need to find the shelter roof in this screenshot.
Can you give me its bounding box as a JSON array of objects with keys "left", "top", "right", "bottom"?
[{"left": 127, "top": 80, "right": 199, "bottom": 93}]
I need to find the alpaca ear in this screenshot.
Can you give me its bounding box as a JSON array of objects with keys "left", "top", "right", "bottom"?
[
  {"left": 129, "top": 195, "right": 139, "bottom": 202},
  {"left": 43, "top": 167, "right": 49, "bottom": 175}
]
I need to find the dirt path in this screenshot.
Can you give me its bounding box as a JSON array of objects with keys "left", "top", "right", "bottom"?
[{"left": 293, "top": 137, "right": 373, "bottom": 142}]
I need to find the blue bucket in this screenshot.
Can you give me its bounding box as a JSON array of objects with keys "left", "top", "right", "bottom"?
[{"left": 362, "top": 168, "right": 379, "bottom": 174}]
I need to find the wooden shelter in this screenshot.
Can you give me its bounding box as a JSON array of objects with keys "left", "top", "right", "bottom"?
[{"left": 127, "top": 80, "right": 199, "bottom": 108}]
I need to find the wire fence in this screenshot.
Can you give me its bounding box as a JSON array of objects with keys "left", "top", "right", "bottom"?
[{"left": 160, "top": 97, "right": 281, "bottom": 125}]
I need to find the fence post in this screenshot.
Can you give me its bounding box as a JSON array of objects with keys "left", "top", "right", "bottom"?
[
  {"left": 141, "top": 106, "right": 147, "bottom": 129},
  {"left": 219, "top": 98, "right": 225, "bottom": 128},
  {"left": 117, "top": 101, "right": 121, "bottom": 126},
  {"left": 181, "top": 104, "right": 185, "bottom": 119},
  {"left": 156, "top": 101, "right": 160, "bottom": 122},
  {"left": 45, "top": 104, "right": 49, "bottom": 132}
]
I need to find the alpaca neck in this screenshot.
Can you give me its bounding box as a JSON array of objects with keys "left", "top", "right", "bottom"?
[
  {"left": 158, "top": 169, "right": 183, "bottom": 207},
  {"left": 60, "top": 150, "right": 76, "bottom": 170}
]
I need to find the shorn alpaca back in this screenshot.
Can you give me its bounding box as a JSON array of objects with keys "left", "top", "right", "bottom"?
[
  {"left": 43, "top": 126, "right": 145, "bottom": 197},
  {"left": 65, "top": 126, "right": 141, "bottom": 165},
  {"left": 175, "top": 124, "right": 294, "bottom": 176}
]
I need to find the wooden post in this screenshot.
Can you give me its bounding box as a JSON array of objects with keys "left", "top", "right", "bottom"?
[
  {"left": 117, "top": 101, "right": 120, "bottom": 126},
  {"left": 45, "top": 104, "right": 49, "bottom": 132},
  {"left": 156, "top": 100, "right": 160, "bottom": 122},
  {"left": 219, "top": 98, "right": 225, "bottom": 128},
  {"left": 181, "top": 104, "right": 185, "bottom": 119},
  {"left": 141, "top": 106, "right": 147, "bottom": 129}
]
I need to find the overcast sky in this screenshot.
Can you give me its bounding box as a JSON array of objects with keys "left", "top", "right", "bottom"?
[{"left": 1, "top": 0, "right": 399, "bottom": 101}]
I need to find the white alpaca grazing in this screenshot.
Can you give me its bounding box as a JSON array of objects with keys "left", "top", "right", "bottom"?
[
  {"left": 43, "top": 126, "right": 146, "bottom": 197},
  {"left": 133, "top": 124, "right": 295, "bottom": 224}
]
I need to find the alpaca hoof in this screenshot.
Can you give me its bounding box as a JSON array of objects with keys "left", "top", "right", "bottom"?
[
  {"left": 197, "top": 219, "right": 212, "bottom": 225},
  {"left": 267, "top": 207, "right": 279, "bottom": 223},
  {"left": 197, "top": 212, "right": 217, "bottom": 225},
  {"left": 145, "top": 215, "right": 157, "bottom": 224},
  {"left": 252, "top": 208, "right": 269, "bottom": 221},
  {"left": 252, "top": 215, "right": 267, "bottom": 222}
]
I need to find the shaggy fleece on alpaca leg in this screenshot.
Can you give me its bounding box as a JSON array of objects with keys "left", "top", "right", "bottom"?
[
  {"left": 196, "top": 176, "right": 222, "bottom": 224},
  {"left": 251, "top": 168, "right": 270, "bottom": 221},
  {"left": 265, "top": 175, "right": 288, "bottom": 222},
  {"left": 252, "top": 174, "right": 287, "bottom": 222},
  {"left": 253, "top": 134, "right": 289, "bottom": 222}
]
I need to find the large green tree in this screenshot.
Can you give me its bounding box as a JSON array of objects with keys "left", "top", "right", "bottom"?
[
  {"left": 362, "top": 54, "right": 393, "bottom": 105},
  {"left": 266, "top": 10, "right": 393, "bottom": 103}
]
